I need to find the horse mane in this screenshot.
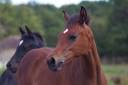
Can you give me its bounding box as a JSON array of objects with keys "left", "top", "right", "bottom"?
[
  {"left": 33, "top": 32, "right": 44, "bottom": 41},
  {"left": 66, "top": 14, "right": 90, "bottom": 28}
]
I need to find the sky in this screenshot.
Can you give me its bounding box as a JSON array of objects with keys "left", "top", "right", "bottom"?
[{"left": 11, "top": 0, "right": 102, "bottom": 7}]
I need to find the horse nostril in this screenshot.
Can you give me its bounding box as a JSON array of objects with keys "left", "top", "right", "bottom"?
[
  {"left": 47, "top": 57, "right": 58, "bottom": 72},
  {"left": 7, "top": 63, "right": 11, "bottom": 68},
  {"left": 47, "top": 57, "right": 56, "bottom": 66}
]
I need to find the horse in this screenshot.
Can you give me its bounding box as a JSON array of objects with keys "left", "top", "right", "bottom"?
[
  {"left": 17, "top": 6, "right": 108, "bottom": 85},
  {"left": 0, "top": 25, "right": 46, "bottom": 85}
]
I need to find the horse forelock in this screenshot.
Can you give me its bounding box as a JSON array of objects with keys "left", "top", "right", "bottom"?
[
  {"left": 63, "top": 14, "right": 94, "bottom": 56},
  {"left": 66, "top": 13, "right": 89, "bottom": 29},
  {"left": 33, "top": 32, "right": 43, "bottom": 41},
  {"left": 65, "top": 14, "right": 92, "bottom": 41},
  {"left": 67, "top": 14, "right": 79, "bottom": 26}
]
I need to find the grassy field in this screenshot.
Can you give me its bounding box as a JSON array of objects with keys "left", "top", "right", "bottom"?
[
  {"left": 103, "top": 64, "right": 128, "bottom": 85},
  {"left": 0, "top": 64, "right": 128, "bottom": 85}
]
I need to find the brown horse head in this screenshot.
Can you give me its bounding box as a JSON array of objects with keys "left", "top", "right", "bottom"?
[{"left": 47, "top": 6, "right": 94, "bottom": 71}]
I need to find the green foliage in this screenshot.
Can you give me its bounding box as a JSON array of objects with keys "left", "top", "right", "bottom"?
[
  {"left": 103, "top": 64, "right": 128, "bottom": 85},
  {"left": 29, "top": 4, "right": 64, "bottom": 46},
  {"left": 0, "top": 0, "right": 127, "bottom": 56},
  {"left": 106, "top": 0, "right": 128, "bottom": 56},
  {"left": 0, "top": 3, "right": 43, "bottom": 37}
]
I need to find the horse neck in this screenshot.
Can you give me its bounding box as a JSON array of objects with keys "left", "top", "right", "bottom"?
[
  {"left": 87, "top": 28, "right": 107, "bottom": 85},
  {"left": 62, "top": 55, "right": 97, "bottom": 85}
]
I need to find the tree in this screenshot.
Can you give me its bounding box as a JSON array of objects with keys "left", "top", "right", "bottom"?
[{"left": 106, "top": 0, "right": 128, "bottom": 56}]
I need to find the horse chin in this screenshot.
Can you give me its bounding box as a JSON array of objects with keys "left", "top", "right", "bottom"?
[
  {"left": 55, "top": 61, "right": 64, "bottom": 71},
  {"left": 47, "top": 64, "right": 60, "bottom": 72},
  {"left": 49, "top": 66, "right": 63, "bottom": 72}
]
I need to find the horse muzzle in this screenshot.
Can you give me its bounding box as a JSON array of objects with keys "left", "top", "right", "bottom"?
[
  {"left": 7, "top": 63, "right": 17, "bottom": 73},
  {"left": 47, "top": 56, "right": 65, "bottom": 72}
]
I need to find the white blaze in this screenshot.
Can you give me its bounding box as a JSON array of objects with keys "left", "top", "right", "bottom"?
[
  {"left": 63, "top": 28, "right": 69, "bottom": 34},
  {"left": 19, "top": 40, "right": 24, "bottom": 46}
]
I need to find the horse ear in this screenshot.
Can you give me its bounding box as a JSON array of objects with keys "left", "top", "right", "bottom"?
[
  {"left": 24, "top": 25, "right": 32, "bottom": 35},
  {"left": 79, "top": 6, "right": 90, "bottom": 25},
  {"left": 19, "top": 26, "right": 25, "bottom": 35},
  {"left": 63, "top": 10, "right": 70, "bottom": 21}
]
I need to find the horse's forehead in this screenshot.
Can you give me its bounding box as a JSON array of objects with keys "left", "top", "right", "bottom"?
[{"left": 63, "top": 28, "right": 69, "bottom": 34}]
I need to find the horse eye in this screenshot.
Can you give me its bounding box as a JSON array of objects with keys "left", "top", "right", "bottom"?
[{"left": 68, "top": 35, "right": 77, "bottom": 42}]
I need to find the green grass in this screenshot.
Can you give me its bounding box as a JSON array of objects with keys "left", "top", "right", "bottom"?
[
  {"left": 103, "top": 64, "right": 128, "bottom": 76},
  {"left": 103, "top": 64, "right": 128, "bottom": 85}
]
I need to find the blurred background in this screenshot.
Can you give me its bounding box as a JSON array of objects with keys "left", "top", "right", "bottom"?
[{"left": 0, "top": 0, "right": 128, "bottom": 85}]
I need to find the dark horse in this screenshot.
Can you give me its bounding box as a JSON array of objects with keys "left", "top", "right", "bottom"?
[
  {"left": 17, "top": 7, "right": 108, "bottom": 85},
  {"left": 0, "top": 25, "right": 46, "bottom": 85}
]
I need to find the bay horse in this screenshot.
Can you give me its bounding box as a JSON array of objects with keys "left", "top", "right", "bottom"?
[
  {"left": 17, "top": 6, "right": 108, "bottom": 85},
  {"left": 0, "top": 25, "right": 46, "bottom": 85}
]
